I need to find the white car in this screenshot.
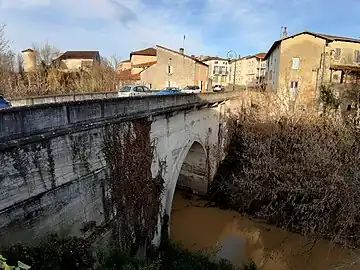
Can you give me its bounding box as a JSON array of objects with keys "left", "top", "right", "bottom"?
[
  {"left": 213, "top": 85, "right": 225, "bottom": 92},
  {"left": 181, "top": 85, "right": 201, "bottom": 94},
  {"left": 118, "top": 85, "right": 154, "bottom": 97}
]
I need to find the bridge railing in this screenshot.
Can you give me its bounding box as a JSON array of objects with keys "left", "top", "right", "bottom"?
[
  {"left": 0, "top": 92, "right": 240, "bottom": 144},
  {"left": 9, "top": 92, "right": 119, "bottom": 107}
]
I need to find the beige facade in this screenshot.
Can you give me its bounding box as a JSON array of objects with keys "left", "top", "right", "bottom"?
[
  {"left": 22, "top": 49, "right": 37, "bottom": 72},
  {"left": 203, "top": 57, "right": 230, "bottom": 86},
  {"left": 118, "top": 60, "right": 131, "bottom": 71},
  {"left": 265, "top": 31, "right": 360, "bottom": 108},
  {"left": 21, "top": 49, "right": 101, "bottom": 72},
  {"left": 230, "top": 53, "right": 266, "bottom": 88},
  {"left": 140, "top": 46, "right": 208, "bottom": 91}
]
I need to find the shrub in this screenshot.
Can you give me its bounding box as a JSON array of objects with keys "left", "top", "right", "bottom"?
[
  {"left": 210, "top": 92, "right": 360, "bottom": 247},
  {"left": 1, "top": 234, "right": 95, "bottom": 270}
]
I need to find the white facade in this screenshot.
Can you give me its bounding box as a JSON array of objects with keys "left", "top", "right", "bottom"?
[
  {"left": 203, "top": 57, "right": 230, "bottom": 86},
  {"left": 230, "top": 53, "right": 267, "bottom": 87}
]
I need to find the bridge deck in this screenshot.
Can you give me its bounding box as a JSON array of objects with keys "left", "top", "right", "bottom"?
[{"left": 0, "top": 92, "right": 241, "bottom": 148}]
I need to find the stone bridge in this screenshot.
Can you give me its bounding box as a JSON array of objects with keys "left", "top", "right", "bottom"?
[{"left": 0, "top": 92, "right": 241, "bottom": 246}]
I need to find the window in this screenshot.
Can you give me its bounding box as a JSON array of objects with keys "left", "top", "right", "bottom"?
[
  {"left": 290, "top": 81, "right": 299, "bottom": 94},
  {"left": 355, "top": 50, "right": 360, "bottom": 63},
  {"left": 219, "top": 66, "right": 226, "bottom": 74},
  {"left": 167, "top": 65, "right": 173, "bottom": 74},
  {"left": 334, "top": 48, "right": 341, "bottom": 60},
  {"left": 134, "top": 86, "right": 144, "bottom": 92},
  {"left": 213, "top": 66, "right": 220, "bottom": 74},
  {"left": 292, "top": 57, "right": 300, "bottom": 70},
  {"left": 215, "top": 61, "right": 218, "bottom": 64},
  {"left": 143, "top": 86, "right": 151, "bottom": 92}
]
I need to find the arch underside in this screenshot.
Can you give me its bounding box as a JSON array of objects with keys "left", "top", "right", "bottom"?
[{"left": 177, "top": 142, "right": 208, "bottom": 194}]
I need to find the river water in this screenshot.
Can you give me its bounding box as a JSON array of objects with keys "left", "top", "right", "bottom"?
[{"left": 170, "top": 191, "right": 360, "bottom": 270}]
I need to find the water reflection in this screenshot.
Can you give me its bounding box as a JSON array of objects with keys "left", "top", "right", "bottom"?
[{"left": 170, "top": 191, "right": 360, "bottom": 270}]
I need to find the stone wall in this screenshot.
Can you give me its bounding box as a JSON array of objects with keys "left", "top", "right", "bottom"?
[{"left": 0, "top": 93, "right": 239, "bottom": 246}]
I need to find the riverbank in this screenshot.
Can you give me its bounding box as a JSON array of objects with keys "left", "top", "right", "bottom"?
[
  {"left": 171, "top": 190, "right": 360, "bottom": 270},
  {"left": 0, "top": 230, "right": 253, "bottom": 269}
]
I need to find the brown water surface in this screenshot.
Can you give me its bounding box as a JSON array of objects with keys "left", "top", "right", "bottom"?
[{"left": 170, "top": 191, "right": 360, "bottom": 270}]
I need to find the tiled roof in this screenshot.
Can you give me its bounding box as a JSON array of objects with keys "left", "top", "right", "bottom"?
[
  {"left": 202, "top": 56, "right": 228, "bottom": 61},
  {"left": 57, "top": 51, "right": 100, "bottom": 60},
  {"left": 21, "top": 48, "right": 35, "bottom": 53},
  {"left": 265, "top": 31, "right": 360, "bottom": 59},
  {"left": 132, "top": 61, "right": 157, "bottom": 68},
  {"left": 156, "top": 45, "right": 208, "bottom": 67},
  {"left": 120, "top": 59, "right": 131, "bottom": 63},
  {"left": 117, "top": 69, "right": 141, "bottom": 81},
  {"left": 130, "top": 47, "right": 157, "bottom": 56},
  {"left": 254, "top": 53, "right": 266, "bottom": 59}
]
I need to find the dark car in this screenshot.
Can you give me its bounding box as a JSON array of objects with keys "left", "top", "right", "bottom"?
[
  {"left": 0, "top": 96, "right": 11, "bottom": 109},
  {"left": 156, "top": 87, "right": 182, "bottom": 95}
]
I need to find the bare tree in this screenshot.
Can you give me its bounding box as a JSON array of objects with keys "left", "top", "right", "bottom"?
[
  {"left": 0, "top": 24, "right": 9, "bottom": 55},
  {"left": 32, "top": 42, "right": 60, "bottom": 67},
  {"left": 0, "top": 24, "right": 14, "bottom": 71},
  {"left": 101, "top": 54, "right": 122, "bottom": 71}
]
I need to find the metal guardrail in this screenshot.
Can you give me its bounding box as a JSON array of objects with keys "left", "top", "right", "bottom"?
[{"left": 0, "top": 92, "right": 241, "bottom": 143}]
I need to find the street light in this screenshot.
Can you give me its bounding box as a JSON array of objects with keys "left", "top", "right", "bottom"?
[{"left": 227, "top": 50, "right": 238, "bottom": 92}]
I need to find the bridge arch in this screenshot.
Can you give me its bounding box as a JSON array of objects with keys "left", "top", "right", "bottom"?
[{"left": 165, "top": 139, "right": 208, "bottom": 216}]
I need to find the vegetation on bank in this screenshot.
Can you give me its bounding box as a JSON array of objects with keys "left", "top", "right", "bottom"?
[
  {"left": 0, "top": 234, "right": 256, "bottom": 270},
  {"left": 209, "top": 92, "right": 360, "bottom": 247}
]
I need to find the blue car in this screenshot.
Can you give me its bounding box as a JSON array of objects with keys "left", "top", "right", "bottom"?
[
  {"left": 156, "top": 87, "right": 182, "bottom": 95},
  {"left": 0, "top": 96, "right": 11, "bottom": 109}
]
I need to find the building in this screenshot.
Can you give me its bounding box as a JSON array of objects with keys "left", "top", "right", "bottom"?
[
  {"left": 21, "top": 49, "right": 101, "bottom": 72},
  {"left": 53, "top": 51, "right": 101, "bottom": 70},
  {"left": 202, "top": 57, "right": 230, "bottom": 87},
  {"left": 229, "top": 53, "right": 266, "bottom": 88},
  {"left": 265, "top": 30, "right": 360, "bottom": 109},
  {"left": 22, "top": 49, "right": 37, "bottom": 72},
  {"left": 118, "top": 46, "right": 209, "bottom": 91}
]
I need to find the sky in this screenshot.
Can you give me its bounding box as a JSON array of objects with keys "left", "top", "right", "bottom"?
[{"left": 0, "top": 0, "right": 359, "bottom": 60}]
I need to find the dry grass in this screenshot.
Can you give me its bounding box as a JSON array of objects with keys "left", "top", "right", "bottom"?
[
  {"left": 0, "top": 65, "right": 122, "bottom": 98},
  {"left": 212, "top": 92, "right": 360, "bottom": 248}
]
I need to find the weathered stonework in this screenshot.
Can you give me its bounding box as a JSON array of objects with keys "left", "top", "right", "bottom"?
[{"left": 0, "top": 94, "right": 238, "bottom": 247}]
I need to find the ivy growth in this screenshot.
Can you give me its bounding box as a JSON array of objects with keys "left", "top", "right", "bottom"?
[
  {"left": 320, "top": 84, "right": 340, "bottom": 111},
  {"left": 102, "top": 118, "right": 165, "bottom": 252}
]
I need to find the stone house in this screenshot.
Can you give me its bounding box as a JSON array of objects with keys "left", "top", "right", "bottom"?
[
  {"left": 21, "top": 49, "right": 101, "bottom": 72},
  {"left": 53, "top": 51, "right": 101, "bottom": 70},
  {"left": 118, "top": 46, "right": 209, "bottom": 91},
  {"left": 265, "top": 30, "right": 360, "bottom": 109},
  {"left": 202, "top": 57, "right": 230, "bottom": 87}
]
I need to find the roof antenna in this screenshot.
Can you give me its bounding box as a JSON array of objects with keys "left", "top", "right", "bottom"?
[{"left": 281, "top": 26, "right": 288, "bottom": 39}]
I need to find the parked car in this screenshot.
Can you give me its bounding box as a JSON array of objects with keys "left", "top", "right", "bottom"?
[
  {"left": 118, "top": 85, "right": 154, "bottom": 97},
  {"left": 0, "top": 96, "right": 11, "bottom": 109},
  {"left": 156, "top": 87, "right": 182, "bottom": 95},
  {"left": 182, "top": 85, "right": 201, "bottom": 94},
  {"left": 213, "top": 85, "right": 225, "bottom": 92}
]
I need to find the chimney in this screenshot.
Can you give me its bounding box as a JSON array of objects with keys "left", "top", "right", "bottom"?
[
  {"left": 21, "top": 48, "right": 37, "bottom": 72},
  {"left": 282, "top": 27, "right": 288, "bottom": 39},
  {"left": 179, "top": 48, "right": 184, "bottom": 54}
]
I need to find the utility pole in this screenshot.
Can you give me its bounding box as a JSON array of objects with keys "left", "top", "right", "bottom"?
[{"left": 227, "top": 50, "right": 238, "bottom": 91}]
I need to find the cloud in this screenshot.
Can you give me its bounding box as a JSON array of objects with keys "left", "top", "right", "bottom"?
[{"left": 0, "top": 0, "right": 359, "bottom": 60}]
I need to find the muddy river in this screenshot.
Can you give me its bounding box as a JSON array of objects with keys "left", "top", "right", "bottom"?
[{"left": 170, "top": 191, "right": 360, "bottom": 270}]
